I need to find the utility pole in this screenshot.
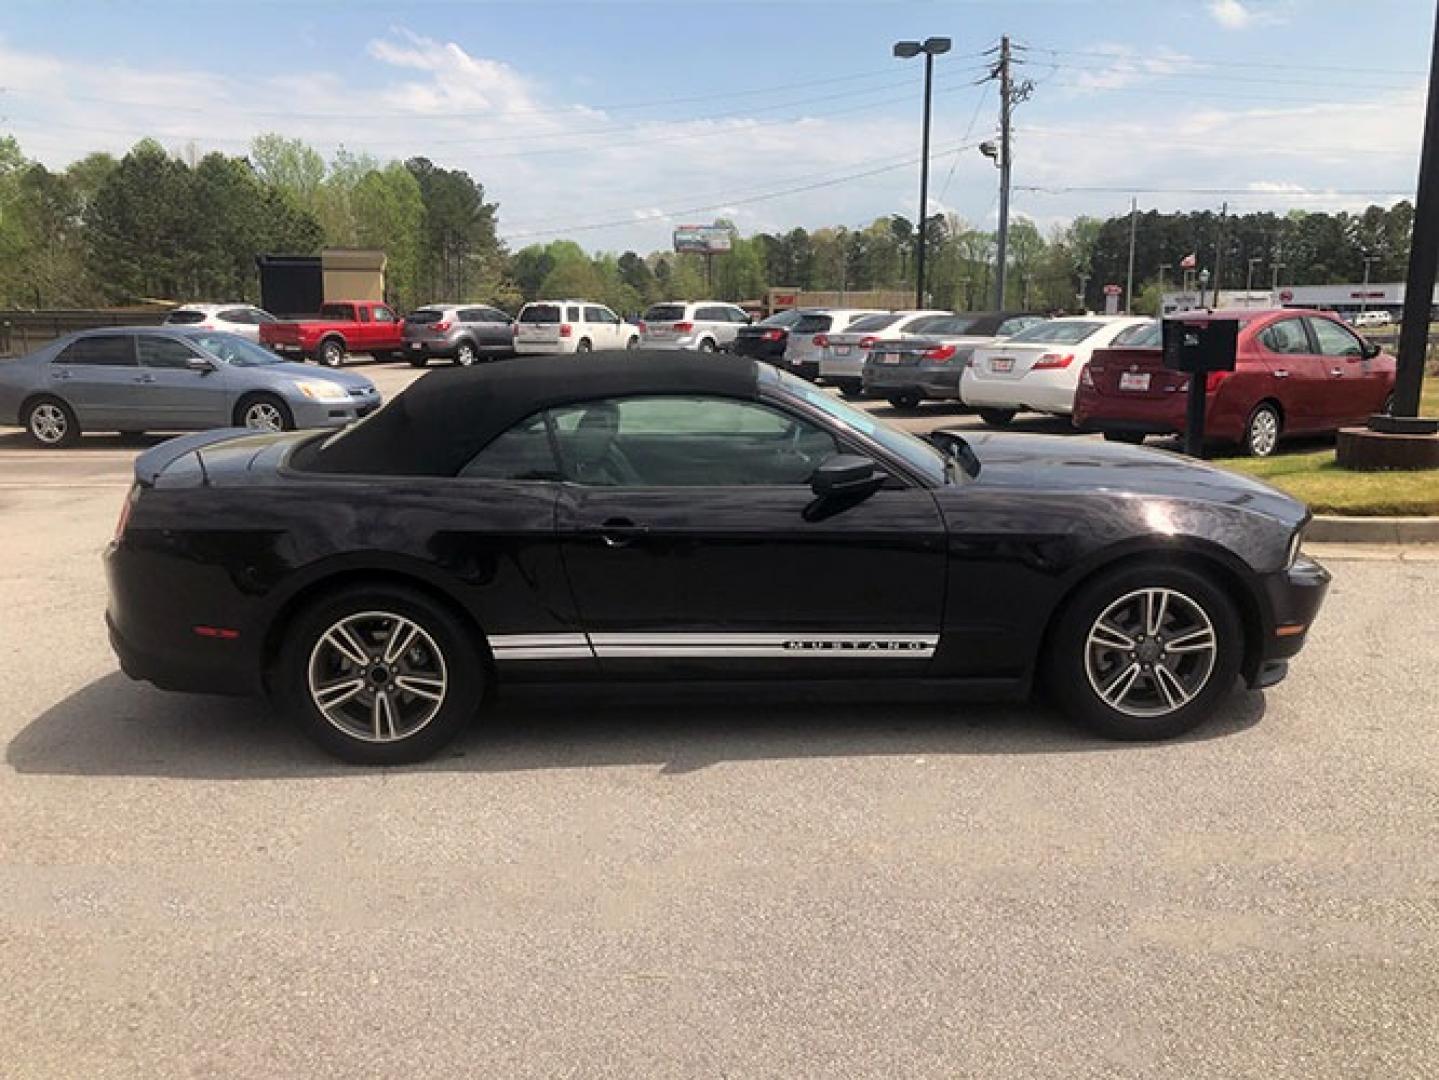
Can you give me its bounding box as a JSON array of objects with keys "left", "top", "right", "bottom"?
[
  {"left": 1124, "top": 197, "right": 1138, "bottom": 314},
  {"left": 1077, "top": 272, "right": 1090, "bottom": 313},
  {"left": 1212, "top": 201, "right": 1228, "bottom": 302},
  {"left": 1247, "top": 256, "right": 1261, "bottom": 295},
  {"left": 1360, "top": 253, "right": 1380, "bottom": 313},
  {"left": 989, "top": 36, "right": 1033, "bottom": 310}
]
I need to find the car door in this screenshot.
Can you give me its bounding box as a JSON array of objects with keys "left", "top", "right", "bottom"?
[
  {"left": 47, "top": 333, "right": 146, "bottom": 428},
  {"left": 584, "top": 306, "right": 618, "bottom": 348},
  {"left": 472, "top": 307, "right": 513, "bottom": 350},
  {"left": 1255, "top": 316, "right": 1328, "bottom": 433},
  {"left": 135, "top": 335, "right": 231, "bottom": 428},
  {"left": 548, "top": 394, "right": 947, "bottom": 677},
  {"left": 369, "top": 305, "right": 401, "bottom": 352},
  {"left": 1306, "top": 315, "right": 1389, "bottom": 425}
]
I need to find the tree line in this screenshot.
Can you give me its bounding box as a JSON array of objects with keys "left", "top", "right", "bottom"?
[{"left": 0, "top": 131, "right": 1417, "bottom": 317}]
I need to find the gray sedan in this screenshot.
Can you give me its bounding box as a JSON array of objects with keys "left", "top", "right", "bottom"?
[{"left": 0, "top": 328, "right": 382, "bottom": 448}]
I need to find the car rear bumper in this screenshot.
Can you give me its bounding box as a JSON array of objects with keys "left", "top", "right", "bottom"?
[
  {"left": 732, "top": 339, "right": 787, "bottom": 362},
  {"left": 962, "top": 372, "right": 1077, "bottom": 414},
  {"left": 637, "top": 336, "right": 701, "bottom": 350},
  {"left": 1072, "top": 387, "right": 1242, "bottom": 441},
  {"left": 864, "top": 365, "right": 963, "bottom": 399},
  {"left": 515, "top": 340, "right": 574, "bottom": 355}
]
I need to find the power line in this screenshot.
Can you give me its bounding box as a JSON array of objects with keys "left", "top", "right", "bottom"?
[
  {"left": 1023, "top": 44, "right": 1426, "bottom": 78},
  {"left": 1015, "top": 184, "right": 1412, "bottom": 197}
]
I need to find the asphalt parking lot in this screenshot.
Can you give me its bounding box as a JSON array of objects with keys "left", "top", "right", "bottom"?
[{"left": 2, "top": 360, "right": 1437, "bottom": 1077}]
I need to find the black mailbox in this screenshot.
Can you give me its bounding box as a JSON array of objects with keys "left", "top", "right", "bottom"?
[
  {"left": 1161, "top": 316, "right": 1240, "bottom": 457},
  {"left": 1161, "top": 316, "right": 1239, "bottom": 374}
]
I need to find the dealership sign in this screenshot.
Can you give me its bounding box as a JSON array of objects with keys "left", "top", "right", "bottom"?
[{"left": 674, "top": 225, "right": 734, "bottom": 254}]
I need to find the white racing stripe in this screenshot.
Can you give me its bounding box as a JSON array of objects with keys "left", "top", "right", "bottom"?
[{"left": 489, "top": 632, "right": 937, "bottom": 661}]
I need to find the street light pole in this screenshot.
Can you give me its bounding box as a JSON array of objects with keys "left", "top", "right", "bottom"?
[
  {"left": 895, "top": 37, "right": 951, "bottom": 310},
  {"left": 1270, "top": 261, "right": 1286, "bottom": 292},
  {"left": 1247, "top": 256, "right": 1261, "bottom": 295},
  {"left": 1361, "top": 254, "right": 1380, "bottom": 313}
]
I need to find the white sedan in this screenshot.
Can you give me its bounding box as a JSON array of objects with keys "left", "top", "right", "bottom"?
[{"left": 960, "top": 315, "right": 1154, "bottom": 426}]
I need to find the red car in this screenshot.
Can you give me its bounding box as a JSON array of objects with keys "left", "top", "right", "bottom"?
[
  {"left": 259, "top": 300, "right": 405, "bottom": 368},
  {"left": 1073, "top": 308, "right": 1397, "bottom": 456}
]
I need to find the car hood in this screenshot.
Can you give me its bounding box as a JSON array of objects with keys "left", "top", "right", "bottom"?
[
  {"left": 943, "top": 431, "right": 1308, "bottom": 525},
  {"left": 239, "top": 361, "right": 376, "bottom": 390}
]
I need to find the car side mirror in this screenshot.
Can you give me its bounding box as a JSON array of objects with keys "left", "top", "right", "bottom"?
[
  {"left": 186, "top": 356, "right": 217, "bottom": 373},
  {"left": 1361, "top": 339, "right": 1381, "bottom": 359},
  {"left": 810, "top": 454, "right": 882, "bottom": 498}
]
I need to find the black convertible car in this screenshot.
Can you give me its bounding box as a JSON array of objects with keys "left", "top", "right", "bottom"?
[{"left": 105, "top": 351, "right": 1329, "bottom": 764}]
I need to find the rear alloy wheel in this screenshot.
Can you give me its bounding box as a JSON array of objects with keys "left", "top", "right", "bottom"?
[
  {"left": 454, "top": 341, "right": 478, "bottom": 366},
  {"left": 698, "top": 338, "right": 716, "bottom": 353},
  {"left": 1243, "top": 403, "right": 1281, "bottom": 458},
  {"left": 978, "top": 408, "right": 1017, "bottom": 428},
  {"left": 281, "top": 586, "right": 484, "bottom": 764},
  {"left": 24, "top": 397, "right": 80, "bottom": 448},
  {"left": 237, "top": 395, "right": 294, "bottom": 433},
  {"left": 888, "top": 391, "right": 921, "bottom": 411},
  {"left": 1049, "top": 565, "right": 1242, "bottom": 741},
  {"left": 318, "top": 339, "right": 347, "bottom": 368}
]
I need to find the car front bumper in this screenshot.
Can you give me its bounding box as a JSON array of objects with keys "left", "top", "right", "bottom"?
[
  {"left": 290, "top": 395, "right": 381, "bottom": 429},
  {"left": 1248, "top": 552, "right": 1331, "bottom": 686}
]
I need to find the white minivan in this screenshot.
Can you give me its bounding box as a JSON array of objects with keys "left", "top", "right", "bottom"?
[{"left": 514, "top": 301, "right": 639, "bottom": 355}]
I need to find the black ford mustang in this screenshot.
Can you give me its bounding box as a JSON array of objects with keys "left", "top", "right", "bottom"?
[{"left": 105, "top": 352, "right": 1329, "bottom": 764}]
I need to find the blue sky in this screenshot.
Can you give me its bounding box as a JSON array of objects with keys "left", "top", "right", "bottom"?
[{"left": 1, "top": 0, "right": 1431, "bottom": 252}]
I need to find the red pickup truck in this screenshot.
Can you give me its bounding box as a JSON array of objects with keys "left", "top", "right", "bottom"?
[{"left": 259, "top": 301, "right": 405, "bottom": 368}]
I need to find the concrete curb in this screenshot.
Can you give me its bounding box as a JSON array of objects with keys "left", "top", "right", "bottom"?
[{"left": 1307, "top": 515, "right": 1439, "bottom": 544}]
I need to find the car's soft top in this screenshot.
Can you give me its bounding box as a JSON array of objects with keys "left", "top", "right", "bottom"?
[{"left": 301, "top": 349, "right": 760, "bottom": 477}]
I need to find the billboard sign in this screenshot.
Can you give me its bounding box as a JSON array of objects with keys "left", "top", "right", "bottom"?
[{"left": 674, "top": 225, "right": 733, "bottom": 254}]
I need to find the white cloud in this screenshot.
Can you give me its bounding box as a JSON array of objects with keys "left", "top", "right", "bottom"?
[{"left": 1208, "top": 0, "right": 1255, "bottom": 29}]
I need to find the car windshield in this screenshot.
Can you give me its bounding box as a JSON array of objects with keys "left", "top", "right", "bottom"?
[
  {"left": 1112, "top": 321, "right": 1161, "bottom": 347},
  {"left": 187, "top": 332, "right": 285, "bottom": 366},
  {"left": 845, "top": 313, "right": 902, "bottom": 334},
  {"left": 520, "top": 305, "right": 562, "bottom": 324},
  {"left": 756, "top": 309, "right": 804, "bottom": 328},
  {"left": 1008, "top": 320, "right": 1107, "bottom": 345},
  {"left": 643, "top": 304, "right": 687, "bottom": 322},
  {"left": 406, "top": 308, "right": 447, "bottom": 325},
  {"left": 792, "top": 313, "right": 833, "bottom": 334},
  {"left": 763, "top": 367, "right": 947, "bottom": 484}
]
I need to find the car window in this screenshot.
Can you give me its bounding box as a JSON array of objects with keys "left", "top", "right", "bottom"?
[
  {"left": 548, "top": 396, "right": 838, "bottom": 487},
  {"left": 137, "top": 336, "right": 203, "bottom": 369},
  {"left": 1259, "top": 318, "right": 1312, "bottom": 355},
  {"left": 845, "top": 313, "right": 902, "bottom": 334},
  {"left": 460, "top": 413, "right": 562, "bottom": 481},
  {"left": 373, "top": 306, "right": 397, "bottom": 324},
  {"left": 519, "top": 304, "right": 560, "bottom": 324},
  {"left": 407, "top": 308, "right": 446, "bottom": 325},
  {"left": 904, "top": 314, "right": 964, "bottom": 335},
  {"left": 792, "top": 314, "right": 834, "bottom": 334},
  {"left": 696, "top": 306, "right": 729, "bottom": 322},
  {"left": 1112, "top": 322, "right": 1161, "bottom": 347},
  {"left": 188, "top": 332, "right": 283, "bottom": 366},
  {"left": 997, "top": 316, "right": 1043, "bottom": 337},
  {"left": 218, "top": 308, "right": 251, "bottom": 323},
  {"left": 567, "top": 306, "right": 581, "bottom": 322},
  {"left": 164, "top": 310, "right": 207, "bottom": 325},
  {"left": 54, "top": 334, "right": 136, "bottom": 366},
  {"left": 643, "top": 304, "right": 687, "bottom": 322},
  {"left": 320, "top": 303, "right": 355, "bottom": 320},
  {"left": 357, "top": 307, "right": 372, "bottom": 324},
  {"left": 757, "top": 310, "right": 804, "bottom": 328},
  {"left": 1308, "top": 317, "right": 1364, "bottom": 358},
  {"left": 1008, "top": 320, "right": 1106, "bottom": 345}
]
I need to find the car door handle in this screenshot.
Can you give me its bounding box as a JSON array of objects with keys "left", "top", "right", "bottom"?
[
  {"left": 1330, "top": 368, "right": 1345, "bottom": 377},
  {"left": 1273, "top": 369, "right": 1290, "bottom": 378},
  {"left": 584, "top": 518, "right": 650, "bottom": 547},
  {"left": 134, "top": 373, "right": 156, "bottom": 384},
  {"left": 51, "top": 369, "right": 72, "bottom": 380}
]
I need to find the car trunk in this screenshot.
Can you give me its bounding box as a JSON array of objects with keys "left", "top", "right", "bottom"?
[
  {"left": 1086, "top": 347, "right": 1186, "bottom": 400},
  {"left": 641, "top": 305, "right": 689, "bottom": 341},
  {"left": 517, "top": 305, "right": 565, "bottom": 344}
]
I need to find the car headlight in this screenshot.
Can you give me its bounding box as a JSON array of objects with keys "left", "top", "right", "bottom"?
[
  {"left": 294, "top": 379, "right": 351, "bottom": 404},
  {"left": 1286, "top": 528, "right": 1304, "bottom": 569}
]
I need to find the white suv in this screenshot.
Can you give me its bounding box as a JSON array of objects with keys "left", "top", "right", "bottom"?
[
  {"left": 638, "top": 301, "right": 751, "bottom": 352},
  {"left": 163, "top": 303, "right": 277, "bottom": 343},
  {"left": 514, "top": 301, "right": 639, "bottom": 355}
]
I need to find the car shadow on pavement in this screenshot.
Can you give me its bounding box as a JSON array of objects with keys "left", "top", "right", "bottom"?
[
  {"left": 0, "top": 430, "right": 169, "bottom": 452},
  {"left": 7, "top": 671, "right": 1265, "bottom": 780}
]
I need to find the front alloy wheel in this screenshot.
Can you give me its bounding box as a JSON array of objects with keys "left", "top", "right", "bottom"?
[
  {"left": 455, "top": 341, "right": 477, "bottom": 366},
  {"left": 25, "top": 398, "right": 79, "bottom": 448},
  {"left": 240, "top": 397, "right": 291, "bottom": 432},
  {"left": 281, "top": 586, "right": 485, "bottom": 764},
  {"left": 1084, "top": 588, "right": 1217, "bottom": 719}
]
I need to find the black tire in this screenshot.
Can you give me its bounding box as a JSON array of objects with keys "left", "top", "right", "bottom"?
[
  {"left": 978, "top": 408, "right": 1017, "bottom": 428},
  {"left": 409, "top": 355, "right": 430, "bottom": 369},
  {"left": 1103, "top": 430, "right": 1146, "bottom": 445},
  {"left": 234, "top": 393, "right": 295, "bottom": 433},
  {"left": 23, "top": 396, "right": 80, "bottom": 448},
  {"left": 888, "top": 391, "right": 921, "bottom": 411},
  {"left": 454, "top": 341, "right": 478, "bottom": 367},
  {"left": 1242, "top": 402, "right": 1281, "bottom": 458},
  {"left": 698, "top": 337, "right": 716, "bottom": 353},
  {"left": 1045, "top": 562, "right": 1243, "bottom": 742},
  {"left": 317, "top": 338, "right": 346, "bottom": 368},
  {"left": 576, "top": 338, "right": 593, "bottom": 354},
  {"left": 840, "top": 381, "right": 866, "bottom": 400},
  {"left": 277, "top": 585, "right": 485, "bottom": 765},
  {"left": 626, "top": 336, "right": 640, "bottom": 350}
]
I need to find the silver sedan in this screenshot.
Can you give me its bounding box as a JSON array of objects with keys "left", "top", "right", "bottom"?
[{"left": 0, "top": 328, "right": 382, "bottom": 448}]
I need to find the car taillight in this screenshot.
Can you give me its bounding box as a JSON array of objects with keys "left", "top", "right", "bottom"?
[
  {"left": 813, "top": 333, "right": 830, "bottom": 347},
  {"left": 922, "top": 344, "right": 958, "bottom": 362},
  {"left": 1032, "top": 352, "right": 1075, "bottom": 370},
  {"left": 432, "top": 321, "right": 451, "bottom": 332},
  {"left": 1080, "top": 366, "right": 1095, "bottom": 388},
  {"left": 559, "top": 324, "right": 573, "bottom": 338},
  {"left": 761, "top": 329, "right": 785, "bottom": 342},
  {"left": 114, "top": 484, "right": 138, "bottom": 541},
  {"left": 858, "top": 336, "right": 878, "bottom": 350},
  {"left": 1206, "top": 370, "right": 1231, "bottom": 392},
  {"left": 673, "top": 322, "right": 694, "bottom": 333},
  {"left": 637, "top": 321, "right": 648, "bottom": 334}
]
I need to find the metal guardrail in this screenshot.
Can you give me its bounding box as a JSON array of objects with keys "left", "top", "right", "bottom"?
[{"left": 0, "top": 308, "right": 172, "bottom": 357}]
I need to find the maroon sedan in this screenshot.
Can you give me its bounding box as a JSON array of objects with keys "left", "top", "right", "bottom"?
[{"left": 1073, "top": 309, "right": 1396, "bottom": 456}]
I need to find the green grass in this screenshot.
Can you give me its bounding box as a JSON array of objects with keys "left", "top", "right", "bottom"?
[{"left": 1218, "top": 380, "right": 1439, "bottom": 516}]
